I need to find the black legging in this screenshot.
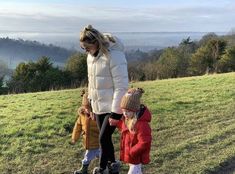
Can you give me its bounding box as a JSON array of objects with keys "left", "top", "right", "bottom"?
[{"left": 95, "top": 113, "right": 116, "bottom": 169}]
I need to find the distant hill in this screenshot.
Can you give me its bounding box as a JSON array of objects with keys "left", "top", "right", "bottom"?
[
  {"left": 0, "top": 37, "right": 160, "bottom": 68},
  {"left": 0, "top": 37, "right": 75, "bottom": 68}
]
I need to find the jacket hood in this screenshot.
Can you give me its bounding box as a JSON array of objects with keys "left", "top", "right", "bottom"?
[
  {"left": 120, "top": 106, "right": 151, "bottom": 134},
  {"left": 138, "top": 106, "right": 151, "bottom": 123},
  {"left": 103, "top": 33, "right": 124, "bottom": 52}
]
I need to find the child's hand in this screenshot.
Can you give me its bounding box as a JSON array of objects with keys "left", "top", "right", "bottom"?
[
  {"left": 90, "top": 112, "right": 96, "bottom": 120},
  {"left": 69, "top": 140, "right": 76, "bottom": 145},
  {"left": 109, "top": 118, "right": 119, "bottom": 126}
]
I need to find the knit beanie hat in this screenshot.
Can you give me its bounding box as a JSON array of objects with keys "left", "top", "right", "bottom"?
[
  {"left": 120, "top": 88, "right": 144, "bottom": 112},
  {"left": 81, "top": 89, "right": 89, "bottom": 109}
]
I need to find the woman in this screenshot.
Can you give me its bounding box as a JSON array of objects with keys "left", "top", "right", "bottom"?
[{"left": 80, "top": 25, "right": 128, "bottom": 174}]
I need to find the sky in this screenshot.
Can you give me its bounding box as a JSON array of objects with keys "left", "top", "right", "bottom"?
[{"left": 0, "top": 0, "right": 235, "bottom": 33}]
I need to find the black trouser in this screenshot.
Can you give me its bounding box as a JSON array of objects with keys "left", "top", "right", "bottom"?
[{"left": 95, "top": 113, "right": 116, "bottom": 169}]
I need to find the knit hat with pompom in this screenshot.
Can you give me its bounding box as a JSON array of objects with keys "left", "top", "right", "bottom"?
[{"left": 120, "top": 88, "right": 144, "bottom": 112}]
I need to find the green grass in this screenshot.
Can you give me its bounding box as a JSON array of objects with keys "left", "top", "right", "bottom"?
[{"left": 0, "top": 72, "right": 235, "bottom": 174}]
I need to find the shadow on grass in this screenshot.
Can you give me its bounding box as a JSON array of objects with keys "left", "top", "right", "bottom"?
[{"left": 206, "top": 156, "right": 235, "bottom": 174}]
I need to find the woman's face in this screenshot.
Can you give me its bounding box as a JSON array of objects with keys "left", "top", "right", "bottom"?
[{"left": 80, "top": 41, "right": 99, "bottom": 55}]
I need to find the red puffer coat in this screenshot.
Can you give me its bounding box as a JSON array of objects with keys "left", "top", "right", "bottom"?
[{"left": 118, "top": 106, "right": 152, "bottom": 164}]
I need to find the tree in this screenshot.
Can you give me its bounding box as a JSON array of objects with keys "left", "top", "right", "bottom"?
[
  {"left": 209, "top": 39, "right": 227, "bottom": 72},
  {"left": 36, "top": 56, "right": 53, "bottom": 73},
  {"left": 218, "top": 46, "right": 235, "bottom": 72},
  {"left": 189, "top": 38, "right": 227, "bottom": 75},
  {"left": 156, "top": 47, "right": 180, "bottom": 79},
  {"left": 0, "top": 76, "right": 8, "bottom": 95},
  {"left": 177, "top": 37, "right": 198, "bottom": 77},
  {"left": 65, "top": 52, "right": 88, "bottom": 87},
  {"left": 0, "top": 76, "right": 4, "bottom": 94},
  {"left": 189, "top": 46, "right": 210, "bottom": 75},
  {"left": 0, "top": 60, "right": 8, "bottom": 77},
  {"left": 10, "top": 62, "right": 34, "bottom": 92},
  {"left": 198, "top": 32, "right": 218, "bottom": 47},
  {"left": 180, "top": 37, "right": 193, "bottom": 45},
  {"left": 8, "top": 56, "right": 71, "bottom": 93},
  {"left": 128, "top": 63, "right": 146, "bottom": 81}
]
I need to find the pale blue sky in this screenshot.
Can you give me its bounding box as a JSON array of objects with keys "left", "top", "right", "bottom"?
[{"left": 0, "top": 0, "right": 234, "bottom": 33}]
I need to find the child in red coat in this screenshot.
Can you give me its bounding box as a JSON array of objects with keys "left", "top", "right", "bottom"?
[{"left": 109, "top": 88, "right": 152, "bottom": 174}]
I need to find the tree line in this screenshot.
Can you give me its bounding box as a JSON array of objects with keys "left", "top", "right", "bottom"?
[
  {"left": 128, "top": 33, "right": 235, "bottom": 81},
  {"left": 0, "top": 33, "right": 235, "bottom": 95},
  {"left": 0, "top": 53, "right": 87, "bottom": 94}
]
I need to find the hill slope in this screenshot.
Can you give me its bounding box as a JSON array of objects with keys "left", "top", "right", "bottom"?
[{"left": 0, "top": 72, "right": 234, "bottom": 174}]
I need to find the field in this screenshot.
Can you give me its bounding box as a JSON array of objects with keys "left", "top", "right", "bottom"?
[{"left": 0, "top": 72, "right": 234, "bottom": 174}]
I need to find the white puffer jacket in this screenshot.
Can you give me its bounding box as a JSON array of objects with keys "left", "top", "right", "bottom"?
[{"left": 87, "top": 34, "right": 128, "bottom": 114}]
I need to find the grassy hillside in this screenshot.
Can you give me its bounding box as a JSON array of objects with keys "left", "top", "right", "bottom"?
[{"left": 0, "top": 72, "right": 234, "bottom": 174}]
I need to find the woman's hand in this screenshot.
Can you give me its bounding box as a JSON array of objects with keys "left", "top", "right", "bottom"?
[
  {"left": 110, "top": 112, "right": 123, "bottom": 120},
  {"left": 109, "top": 118, "right": 119, "bottom": 126}
]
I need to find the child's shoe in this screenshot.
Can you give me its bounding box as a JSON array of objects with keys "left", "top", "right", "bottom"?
[{"left": 92, "top": 167, "right": 109, "bottom": 174}]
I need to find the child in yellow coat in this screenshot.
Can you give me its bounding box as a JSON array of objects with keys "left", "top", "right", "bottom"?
[{"left": 71, "top": 90, "right": 100, "bottom": 174}]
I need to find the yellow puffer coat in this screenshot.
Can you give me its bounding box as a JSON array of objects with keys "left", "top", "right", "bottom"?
[{"left": 72, "top": 107, "right": 100, "bottom": 149}]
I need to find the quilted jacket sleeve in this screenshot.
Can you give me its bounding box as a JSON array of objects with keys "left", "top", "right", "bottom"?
[
  {"left": 71, "top": 115, "right": 82, "bottom": 142},
  {"left": 109, "top": 50, "right": 129, "bottom": 114}
]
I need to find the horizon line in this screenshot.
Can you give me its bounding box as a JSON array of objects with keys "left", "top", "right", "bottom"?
[{"left": 0, "top": 30, "right": 230, "bottom": 34}]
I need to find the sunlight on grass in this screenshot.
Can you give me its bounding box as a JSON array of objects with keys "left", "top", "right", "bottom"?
[{"left": 0, "top": 72, "right": 234, "bottom": 174}]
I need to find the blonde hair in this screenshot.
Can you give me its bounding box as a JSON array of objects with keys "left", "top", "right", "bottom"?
[
  {"left": 124, "top": 113, "right": 138, "bottom": 133},
  {"left": 80, "top": 25, "right": 113, "bottom": 57}
]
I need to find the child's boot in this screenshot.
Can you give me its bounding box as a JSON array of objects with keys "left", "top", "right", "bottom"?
[
  {"left": 74, "top": 164, "right": 89, "bottom": 174},
  {"left": 108, "top": 160, "right": 121, "bottom": 174}
]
